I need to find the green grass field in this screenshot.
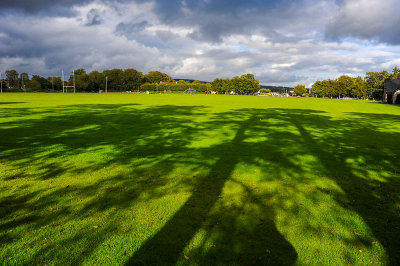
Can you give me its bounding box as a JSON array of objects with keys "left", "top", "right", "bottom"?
[{"left": 1, "top": 93, "right": 399, "bottom": 265}]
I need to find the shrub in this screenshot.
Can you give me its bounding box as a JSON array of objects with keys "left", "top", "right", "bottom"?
[{"left": 260, "top": 88, "right": 271, "bottom": 94}]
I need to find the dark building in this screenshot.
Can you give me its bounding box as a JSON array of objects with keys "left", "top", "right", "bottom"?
[{"left": 383, "top": 79, "right": 400, "bottom": 104}]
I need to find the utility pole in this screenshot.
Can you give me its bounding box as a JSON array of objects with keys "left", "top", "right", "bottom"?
[
  {"left": 0, "top": 71, "right": 2, "bottom": 93},
  {"left": 62, "top": 70, "right": 65, "bottom": 93},
  {"left": 52, "top": 76, "right": 54, "bottom": 91},
  {"left": 105, "top": 76, "right": 107, "bottom": 93},
  {"left": 21, "top": 74, "right": 25, "bottom": 91}
]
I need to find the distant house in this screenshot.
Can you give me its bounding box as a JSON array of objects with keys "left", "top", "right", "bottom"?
[{"left": 383, "top": 79, "right": 400, "bottom": 104}]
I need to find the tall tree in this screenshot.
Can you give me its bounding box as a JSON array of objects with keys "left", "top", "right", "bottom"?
[
  {"left": 336, "top": 75, "right": 353, "bottom": 98},
  {"left": 365, "top": 70, "right": 390, "bottom": 99},
  {"left": 392, "top": 66, "right": 400, "bottom": 79},
  {"left": 212, "top": 78, "right": 230, "bottom": 92},
  {"left": 75, "top": 68, "right": 86, "bottom": 76},
  {"left": 293, "top": 84, "right": 307, "bottom": 96},
  {"left": 237, "top": 75, "right": 260, "bottom": 94},
  {"left": 20, "top": 72, "right": 29, "bottom": 81},
  {"left": 240, "top": 73, "right": 255, "bottom": 80},
  {"left": 321, "top": 80, "right": 332, "bottom": 98},
  {"left": 350, "top": 77, "right": 367, "bottom": 99},
  {"left": 311, "top": 81, "right": 323, "bottom": 97},
  {"left": 103, "top": 69, "right": 124, "bottom": 91},
  {"left": 5, "top": 70, "right": 19, "bottom": 88},
  {"left": 123, "top": 68, "right": 144, "bottom": 90},
  {"left": 68, "top": 68, "right": 89, "bottom": 92},
  {"left": 46, "top": 76, "right": 63, "bottom": 91},
  {"left": 26, "top": 79, "right": 42, "bottom": 91},
  {"left": 31, "top": 75, "right": 51, "bottom": 91},
  {"left": 88, "top": 71, "right": 105, "bottom": 91},
  {"left": 19, "top": 73, "right": 29, "bottom": 90},
  {"left": 144, "top": 71, "right": 174, "bottom": 83}
]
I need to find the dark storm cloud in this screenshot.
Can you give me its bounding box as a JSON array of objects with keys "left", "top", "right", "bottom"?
[
  {"left": 1, "top": 0, "right": 400, "bottom": 85},
  {"left": 258, "top": 71, "right": 305, "bottom": 83},
  {"left": 129, "top": 0, "right": 316, "bottom": 43},
  {"left": 85, "top": 8, "right": 103, "bottom": 26},
  {"left": 116, "top": 21, "right": 151, "bottom": 34},
  {"left": 0, "top": 30, "right": 52, "bottom": 58},
  {"left": 0, "top": 0, "right": 325, "bottom": 43},
  {"left": 325, "top": 0, "right": 400, "bottom": 45},
  {"left": 148, "top": 0, "right": 281, "bottom": 21},
  {"left": 0, "top": 0, "right": 70, "bottom": 9},
  {"left": 3, "top": 0, "right": 400, "bottom": 46},
  {"left": 156, "top": 30, "right": 180, "bottom": 43},
  {"left": 0, "top": 0, "right": 91, "bottom": 15}
]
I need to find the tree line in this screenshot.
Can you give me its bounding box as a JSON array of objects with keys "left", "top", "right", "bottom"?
[
  {"left": 307, "top": 67, "right": 400, "bottom": 99},
  {"left": 142, "top": 73, "right": 260, "bottom": 94},
  {"left": 0, "top": 69, "right": 175, "bottom": 92},
  {"left": 210, "top": 74, "right": 260, "bottom": 94},
  {"left": 3, "top": 66, "right": 398, "bottom": 97},
  {"left": 0, "top": 68, "right": 261, "bottom": 94},
  {"left": 141, "top": 80, "right": 212, "bottom": 93}
]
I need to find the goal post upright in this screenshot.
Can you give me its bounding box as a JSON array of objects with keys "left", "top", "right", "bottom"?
[
  {"left": 73, "top": 70, "right": 75, "bottom": 93},
  {"left": 62, "top": 69, "right": 76, "bottom": 93},
  {"left": 62, "top": 70, "right": 65, "bottom": 93}
]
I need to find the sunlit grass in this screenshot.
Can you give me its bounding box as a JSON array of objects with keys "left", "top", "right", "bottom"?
[{"left": 0, "top": 93, "right": 399, "bottom": 265}]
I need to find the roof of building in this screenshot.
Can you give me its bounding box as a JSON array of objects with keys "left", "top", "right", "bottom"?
[{"left": 384, "top": 79, "right": 400, "bottom": 93}]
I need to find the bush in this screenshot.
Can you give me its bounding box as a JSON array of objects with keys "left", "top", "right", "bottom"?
[
  {"left": 141, "top": 83, "right": 158, "bottom": 92},
  {"left": 260, "top": 88, "right": 271, "bottom": 94}
]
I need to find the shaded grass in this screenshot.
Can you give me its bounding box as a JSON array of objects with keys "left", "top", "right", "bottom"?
[{"left": 0, "top": 94, "right": 399, "bottom": 265}]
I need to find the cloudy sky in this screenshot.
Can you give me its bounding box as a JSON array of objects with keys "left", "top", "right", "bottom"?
[{"left": 1, "top": 0, "right": 399, "bottom": 86}]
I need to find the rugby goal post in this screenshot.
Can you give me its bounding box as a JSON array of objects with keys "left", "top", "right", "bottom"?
[{"left": 62, "top": 70, "right": 76, "bottom": 93}]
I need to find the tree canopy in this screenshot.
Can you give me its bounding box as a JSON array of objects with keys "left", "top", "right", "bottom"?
[
  {"left": 144, "top": 71, "right": 174, "bottom": 84},
  {"left": 311, "top": 67, "right": 399, "bottom": 99},
  {"left": 211, "top": 74, "right": 260, "bottom": 94},
  {"left": 293, "top": 85, "right": 307, "bottom": 96},
  {"left": 2, "top": 66, "right": 399, "bottom": 98}
]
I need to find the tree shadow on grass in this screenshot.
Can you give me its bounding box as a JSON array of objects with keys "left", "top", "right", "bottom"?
[
  {"left": 0, "top": 104, "right": 299, "bottom": 264},
  {"left": 286, "top": 110, "right": 400, "bottom": 265},
  {"left": 129, "top": 112, "right": 297, "bottom": 265},
  {"left": 0, "top": 102, "right": 26, "bottom": 105},
  {"left": 0, "top": 104, "right": 207, "bottom": 263},
  {"left": 129, "top": 108, "right": 400, "bottom": 265},
  {"left": 0, "top": 104, "right": 399, "bottom": 265}
]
